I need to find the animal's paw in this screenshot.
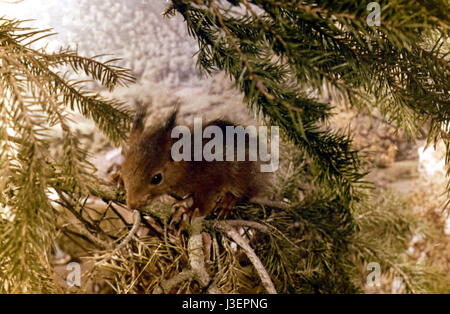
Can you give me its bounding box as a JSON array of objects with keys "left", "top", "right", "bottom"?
[{"left": 216, "top": 193, "right": 237, "bottom": 219}]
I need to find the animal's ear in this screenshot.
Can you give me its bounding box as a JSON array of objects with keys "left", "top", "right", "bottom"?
[
  {"left": 164, "top": 102, "right": 180, "bottom": 133},
  {"left": 130, "top": 100, "right": 148, "bottom": 140},
  {"left": 110, "top": 171, "right": 124, "bottom": 187}
]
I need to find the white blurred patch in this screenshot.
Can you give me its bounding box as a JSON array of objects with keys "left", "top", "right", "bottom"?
[
  {"left": 391, "top": 276, "right": 404, "bottom": 294},
  {"left": 46, "top": 188, "right": 60, "bottom": 207},
  {"left": 417, "top": 142, "right": 446, "bottom": 179},
  {"left": 0, "top": 0, "right": 82, "bottom": 52},
  {"left": 0, "top": 205, "right": 14, "bottom": 222},
  {"left": 445, "top": 212, "right": 450, "bottom": 236},
  {"left": 105, "top": 147, "right": 123, "bottom": 162}
]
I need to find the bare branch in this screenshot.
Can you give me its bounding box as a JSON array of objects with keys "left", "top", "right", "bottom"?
[
  {"left": 216, "top": 221, "right": 277, "bottom": 294},
  {"left": 153, "top": 216, "right": 223, "bottom": 294},
  {"left": 153, "top": 270, "right": 193, "bottom": 294},
  {"left": 109, "top": 210, "right": 141, "bottom": 256}
]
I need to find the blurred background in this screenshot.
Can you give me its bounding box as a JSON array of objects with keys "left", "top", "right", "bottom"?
[{"left": 0, "top": 0, "right": 246, "bottom": 118}]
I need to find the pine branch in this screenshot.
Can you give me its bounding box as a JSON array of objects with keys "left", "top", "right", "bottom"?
[{"left": 0, "top": 16, "right": 134, "bottom": 292}]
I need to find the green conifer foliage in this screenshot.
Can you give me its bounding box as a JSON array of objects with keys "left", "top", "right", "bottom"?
[
  {"left": 166, "top": 0, "right": 449, "bottom": 203},
  {"left": 0, "top": 17, "right": 133, "bottom": 292}
]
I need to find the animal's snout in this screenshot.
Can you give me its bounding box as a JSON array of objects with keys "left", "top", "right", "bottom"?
[
  {"left": 126, "top": 196, "right": 144, "bottom": 210},
  {"left": 126, "top": 192, "right": 151, "bottom": 210},
  {"left": 126, "top": 199, "right": 139, "bottom": 209}
]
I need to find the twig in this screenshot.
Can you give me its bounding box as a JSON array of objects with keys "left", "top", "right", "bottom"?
[
  {"left": 86, "top": 179, "right": 127, "bottom": 204},
  {"left": 59, "top": 228, "right": 91, "bottom": 252},
  {"left": 153, "top": 270, "right": 194, "bottom": 294},
  {"left": 153, "top": 216, "right": 223, "bottom": 294},
  {"left": 109, "top": 210, "right": 141, "bottom": 257},
  {"left": 249, "top": 198, "right": 290, "bottom": 210},
  {"left": 56, "top": 192, "right": 110, "bottom": 240},
  {"left": 218, "top": 219, "right": 271, "bottom": 233},
  {"left": 214, "top": 218, "right": 300, "bottom": 250},
  {"left": 216, "top": 221, "right": 277, "bottom": 294},
  {"left": 142, "top": 214, "right": 165, "bottom": 234},
  {"left": 94, "top": 210, "right": 141, "bottom": 262},
  {"left": 65, "top": 224, "right": 111, "bottom": 250},
  {"left": 188, "top": 217, "right": 210, "bottom": 287},
  {"left": 106, "top": 201, "right": 130, "bottom": 227}
]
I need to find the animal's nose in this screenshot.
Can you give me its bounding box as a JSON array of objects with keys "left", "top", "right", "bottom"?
[
  {"left": 126, "top": 198, "right": 140, "bottom": 209},
  {"left": 126, "top": 192, "right": 150, "bottom": 209}
]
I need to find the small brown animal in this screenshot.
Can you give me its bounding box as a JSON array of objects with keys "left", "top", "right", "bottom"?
[{"left": 119, "top": 105, "right": 272, "bottom": 220}]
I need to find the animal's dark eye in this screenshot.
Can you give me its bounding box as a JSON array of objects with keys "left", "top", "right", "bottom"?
[{"left": 151, "top": 173, "right": 163, "bottom": 185}]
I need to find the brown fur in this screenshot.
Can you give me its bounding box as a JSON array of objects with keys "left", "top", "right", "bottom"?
[{"left": 120, "top": 107, "right": 272, "bottom": 218}]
